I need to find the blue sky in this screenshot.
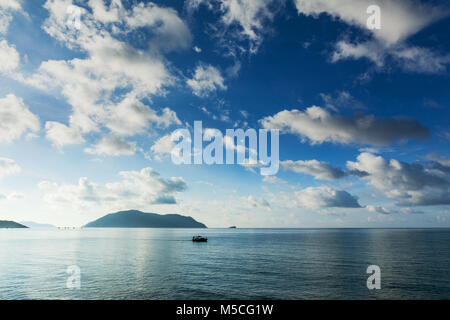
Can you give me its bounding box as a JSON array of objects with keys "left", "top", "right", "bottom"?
[{"left": 0, "top": 0, "right": 449, "bottom": 227}]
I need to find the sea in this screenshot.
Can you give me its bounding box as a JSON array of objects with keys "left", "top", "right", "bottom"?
[{"left": 0, "top": 228, "right": 449, "bottom": 299}]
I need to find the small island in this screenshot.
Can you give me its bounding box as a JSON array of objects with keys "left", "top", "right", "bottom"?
[
  {"left": 84, "top": 210, "right": 207, "bottom": 228},
  {"left": 0, "top": 220, "right": 28, "bottom": 228}
]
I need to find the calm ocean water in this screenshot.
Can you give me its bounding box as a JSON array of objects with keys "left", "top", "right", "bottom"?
[{"left": 0, "top": 228, "right": 449, "bottom": 300}]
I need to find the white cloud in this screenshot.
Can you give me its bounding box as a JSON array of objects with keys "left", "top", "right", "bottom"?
[
  {"left": 125, "top": 2, "right": 192, "bottom": 52},
  {"left": 150, "top": 134, "right": 175, "bottom": 160},
  {"left": 280, "top": 159, "right": 346, "bottom": 180},
  {"left": 244, "top": 195, "right": 271, "bottom": 209},
  {"left": 0, "top": 12, "right": 13, "bottom": 35},
  {"left": 44, "top": 167, "right": 187, "bottom": 210},
  {"left": 426, "top": 153, "right": 450, "bottom": 167},
  {"left": 399, "top": 207, "right": 424, "bottom": 215},
  {"left": 38, "top": 180, "right": 58, "bottom": 190},
  {"left": 0, "top": 0, "right": 22, "bottom": 35},
  {"left": 0, "top": 157, "right": 20, "bottom": 178},
  {"left": 332, "top": 40, "right": 384, "bottom": 66},
  {"left": 0, "top": 94, "right": 39, "bottom": 143},
  {"left": 84, "top": 135, "right": 137, "bottom": 156},
  {"left": 0, "top": 0, "right": 22, "bottom": 11},
  {"left": 0, "top": 39, "right": 19, "bottom": 73},
  {"left": 294, "top": 0, "right": 450, "bottom": 73},
  {"left": 365, "top": 205, "right": 391, "bottom": 215},
  {"left": 294, "top": 185, "right": 361, "bottom": 209},
  {"left": 105, "top": 94, "right": 180, "bottom": 137},
  {"left": 347, "top": 153, "right": 450, "bottom": 206},
  {"left": 364, "top": 205, "right": 423, "bottom": 215},
  {"left": 6, "top": 192, "right": 24, "bottom": 200},
  {"left": 220, "top": 0, "right": 277, "bottom": 52},
  {"left": 320, "top": 91, "right": 366, "bottom": 111},
  {"left": 187, "top": 0, "right": 280, "bottom": 54},
  {"left": 0, "top": 191, "right": 25, "bottom": 201},
  {"left": 187, "top": 64, "right": 227, "bottom": 97},
  {"left": 260, "top": 106, "right": 429, "bottom": 146},
  {"left": 262, "top": 175, "right": 288, "bottom": 185},
  {"left": 333, "top": 41, "right": 450, "bottom": 74},
  {"left": 294, "top": 0, "right": 445, "bottom": 45},
  {"left": 16, "top": 0, "right": 187, "bottom": 149},
  {"left": 391, "top": 46, "right": 450, "bottom": 74},
  {"left": 45, "top": 121, "right": 84, "bottom": 148},
  {"left": 88, "top": 0, "right": 122, "bottom": 24}
]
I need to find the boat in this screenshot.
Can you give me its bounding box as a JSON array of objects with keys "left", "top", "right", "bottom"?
[{"left": 192, "top": 235, "right": 208, "bottom": 242}]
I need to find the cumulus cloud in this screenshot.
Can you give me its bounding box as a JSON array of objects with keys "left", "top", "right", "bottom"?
[
  {"left": 0, "top": 94, "right": 40, "bottom": 143},
  {"left": 153, "top": 195, "right": 177, "bottom": 204},
  {"left": 150, "top": 134, "right": 175, "bottom": 160},
  {"left": 347, "top": 153, "right": 450, "bottom": 206},
  {"left": 0, "top": 0, "right": 23, "bottom": 35},
  {"left": 0, "top": 157, "right": 20, "bottom": 178},
  {"left": 283, "top": 153, "right": 450, "bottom": 207},
  {"left": 0, "top": 39, "right": 19, "bottom": 73},
  {"left": 391, "top": 46, "right": 450, "bottom": 74},
  {"left": 280, "top": 159, "right": 346, "bottom": 180},
  {"left": 260, "top": 106, "right": 429, "bottom": 146},
  {"left": 333, "top": 41, "right": 450, "bottom": 74},
  {"left": 294, "top": 0, "right": 445, "bottom": 45},
  {"left": 45, "top": 121, "right": 84, "bottom": 148},
  {"left": 187, "top": 64, "right": 227, "bottom": 97},
  {"left": 187, "top": 0, "right": 280, "bottom": 54},
  {"left": 0, "top": 2, "right": 24, "bottom": 80},
  {"left": 84, "top": 135, "right": 137, "bottom": 156},
  {"left": 44, "top": 167, "right": 187, "bottom": 210},
  {"left": 125, "top": 2, "right": 192, "bottom": 52},
  {"left": 105, "top": 94, "right": 181, "bottom": 137},
  {"left": 294, "top": 0, "right": 450, "bottom": 73},
  {"left": 0, "top": 1, "right": 22, "bottom": 12},
  {"left": 16, "top": 0, "right": 186, "bottom": 149},
  {"left": 365, "top": 205, "right": 391, "bottom": 215},
  {"left": 426, "top": 153, "right": 450, "bottom": 168},
  {"left": 332, "top": 40, "right": 385, "bottom": 66},
  {"left": 262, "top": 175, "right": 288, "bottom": 185},
  {"left": 294, "top": 185, "right": 361, "bottom": 209},
  {"left": 219, "top": 0, "right": 277, "bottom": 52},
  {"left": 245, "top": 195, "right": 271, "bottom": 209}
]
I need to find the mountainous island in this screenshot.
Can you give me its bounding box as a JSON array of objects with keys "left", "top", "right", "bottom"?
[
  {"left": 0, "top": 220, "right": 28, "bottom": 228},
  {"left": 84, "top": 210, "right": 207, "bottom": 228}
]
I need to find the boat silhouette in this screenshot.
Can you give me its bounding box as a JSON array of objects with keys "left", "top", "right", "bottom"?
[{"left": 192, "top": 235, "right": 207, "bottom": 242}]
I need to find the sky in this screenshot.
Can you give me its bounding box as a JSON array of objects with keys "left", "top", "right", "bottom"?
[{"left": 0, "top": 0, "right": 449, "bottom": 228}]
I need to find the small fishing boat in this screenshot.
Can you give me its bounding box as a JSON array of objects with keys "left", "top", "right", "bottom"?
[{"left": 192, "top": 235, "right": 208, "bottom": 242}]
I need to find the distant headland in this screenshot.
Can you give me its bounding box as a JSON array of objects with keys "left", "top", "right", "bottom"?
[
  {"left": 0, "top": 220, "right": 28, "bottom": 228},
  {"left": 20, "top": 221, "right": 56, "bottom": 229},
  {"left": 84, "top": 210, "right": 207, "bottom": 228}
]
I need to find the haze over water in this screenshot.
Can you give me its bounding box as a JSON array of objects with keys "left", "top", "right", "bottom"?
[{"left": 1, "top": 228, "right": 449, "bottom": 299}]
